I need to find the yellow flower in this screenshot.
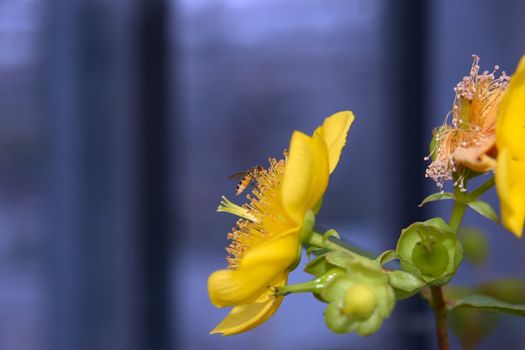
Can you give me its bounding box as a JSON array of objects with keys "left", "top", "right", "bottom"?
[
  {"left": 426, "top": 55, "right": 509, "bottom": 191},
  {"left": 496, "top": 54, "right": 525, "bottom": 238},
  {"left": 208, "top": 111, "right": 354, "bottom": 335}
]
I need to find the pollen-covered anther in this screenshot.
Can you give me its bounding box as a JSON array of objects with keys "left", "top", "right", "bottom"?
[{"left": 223, "top": 152, "right": 290, "bottom": 270}]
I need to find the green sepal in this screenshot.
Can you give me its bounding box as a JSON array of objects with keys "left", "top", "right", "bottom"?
[
  {"left": 463, "top": 168, "right": 483, "bottom": 181},
  {"left": 387, "top": 270, "right": 425, "bottom": 300},
  {"left": 376, "top": 250, "right": 397, "bottom": 266},
  {"left": 304, "top": 253, "right": 333, "bottom": 276},
  {"left": 449, "top": 294, "right": 525, "bottom": 317},
  {"left": 312, "top": 197, "right": 323, "bottom": 214},
  {"left": 290, "top": 211, "right": 316, "bottom": 271},
  {"left": 306, "top": 253, "right": 386, "bottom": 302},
  {"left": 306, "top": 246, "right": 324, "bottom": 261},
  {"left": 396, "top": 218, "right": 463, "bottom": 286},
  {"left": 300, "top": 210, "right": 316, "bottom": 243},
  {"left": 323, "top": 229, "right": 341, "bottom": 241},
  {"left": 418, "top": 192, "right": 455, "bottom": 207},
  {"left": 466, "top": 199, "right": 498, "bottom": 223},
  {"left": 429, "top": 130, "right": 439, "bottom": 162},
  {"left": 304, "top": 251, "right": 363, "bottom": 276},
  {"left": 325, "top": 251, "right": 378, "bottom": 272}
]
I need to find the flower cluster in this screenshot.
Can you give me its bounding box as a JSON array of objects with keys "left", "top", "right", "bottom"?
[{"left": 207, "top": 54, "right": 525, "bottom": 342}]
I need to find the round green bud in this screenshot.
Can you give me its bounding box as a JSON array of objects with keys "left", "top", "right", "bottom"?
[
  {"left": 411, "top": 238, "right": 449, "bottom": 276},
  {"left": 396, "top": 218, "right": 463, "bottom": 286},
  {"left": 342, "top": 284, "right": 377, "bottom": 318},
  {"left": 318, "top": 256, "right": 396, "bottom": 336}
]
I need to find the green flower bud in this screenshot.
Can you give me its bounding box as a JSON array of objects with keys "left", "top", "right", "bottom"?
[
  {"left": 314, "top": 254, "right": 395, "bottom": 336},
  {"left": 411, "top": 238, "right": 449, "bottom": 276},
  {"left": 342, "top": 284, "right": 377, "bottom": 318},
  {"left": 396, "top": 218, "right": 463, "bottom": 286}
]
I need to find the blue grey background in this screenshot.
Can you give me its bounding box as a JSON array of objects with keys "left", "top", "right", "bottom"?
[{"left": 0, "top": 0, "right": 524, "bottom": 349}]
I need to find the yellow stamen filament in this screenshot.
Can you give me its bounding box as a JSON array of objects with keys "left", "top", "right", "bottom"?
[
  {"left": 225, "top": 152, "right": 295, "bottom": 270},
  {"left": 217, "top": 196, "right": 258, "bottom": 223}
]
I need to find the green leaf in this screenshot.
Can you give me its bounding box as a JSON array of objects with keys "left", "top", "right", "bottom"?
[
  {"left": 418, "top": 192, "right": 455, "bottom": 207},
  {"left": 376, "top": 250, "right": 397, "bottom": 265},
  {"left": 476, "top": 279, "right": 525, "bottom": 304},
  {"left": 450, "top": 294, "right": 525, "bottom": 317},
  {"left": 466, "top": 199, "right": 499, "bottom": 223}
]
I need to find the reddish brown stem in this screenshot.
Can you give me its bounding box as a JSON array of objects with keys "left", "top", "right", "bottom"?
[{"left": 430, "top": 286, "right": 449, "bottom": 350}]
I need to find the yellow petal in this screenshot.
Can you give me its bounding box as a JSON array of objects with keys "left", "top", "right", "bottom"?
[
  {"left": 497, "top": 54, "right": 525, "bottom": 159},
  {"left": 210, "top": 296, "right": 284, "bottom": 336},
  {"left": 281, "top": 131, "right": 329, "bottom": 224},
  {"left": 208, "top": 231, "right": 299, "bottom": 307},
  {"left": 313, "top": 111, "right": 355, "bottom": 174},
  {"left": 496, "top": 148, "right": 525, "bottom": 237}
]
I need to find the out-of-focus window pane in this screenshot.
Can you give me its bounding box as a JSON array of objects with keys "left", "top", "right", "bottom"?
[{"left": 0, "top": 1, "right": 45, "bottom": 350}]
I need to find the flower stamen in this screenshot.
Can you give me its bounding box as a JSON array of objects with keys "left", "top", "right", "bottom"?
[
  {"left": 224, "top": 153, "right": 292, "bottom": 270},
  {"left": 217, "top": 196, "right": 258, "bottom": 222},
  {"left": 426, "top": 55, "right": 509, "bottom": 191}
]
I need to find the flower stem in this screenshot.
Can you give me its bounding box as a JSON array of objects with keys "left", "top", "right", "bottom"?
[
  {"left": 430, "top": 286, "right": 449, "bottom": 350},
  {"left": 466, "top": 176, "right": 495, "bottom": 201},
  {"left": 275, "top": 269, "right": 344, "bottom": 296},
  {"left": 430, "top": 182, "right": 471, "bottom": 350},
  {"left": 307, "top": 231, "right": 374, "bottom": 259},
  {"left": 449, "top": 196, "right": 467, "bottom": 233},
  {"left": 274, "top": 281, "right": 319, "bottom": 296}
]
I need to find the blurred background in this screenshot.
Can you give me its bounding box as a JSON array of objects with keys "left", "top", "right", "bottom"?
[{"left": 1, "top": 0, "right": 525, "bottom": 349}]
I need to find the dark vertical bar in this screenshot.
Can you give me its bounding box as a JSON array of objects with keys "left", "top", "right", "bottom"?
[
  {"left": 385, "top": 0, "right": 430, "bottom": 349},
  {"left": 45, "top": 1, "right": 127, "bottom": 350},
  {"left": 394, "top": 0, "right": 429, "bottom": 222},
  {"left": 136, "top": 1, "right": 172, "bottom": 349},
  {"left": 46, "top": 1, "right": 142, "bottom": 350}
]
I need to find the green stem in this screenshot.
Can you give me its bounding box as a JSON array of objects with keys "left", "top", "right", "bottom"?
[
  {"left": 466, "top": 176, "right": 495, "bottom": 201},
  {"left": 429, "top": 176, "right": 495, "bottom": 349},
  {"left": 449, "top": 176, "right": 495, "bottom": 232},
  {"left": 307, "top": 231, "right": 373, "bottom": 259},
  {"left": 275, "top": 269, "right": 344, "bottom": 296},
  {"left": 430, "top": 182, "right": 471, "bottom": 350},
  {"left": 449, "top": 196, "right": 467, "bottom": 233},
  {"left": 275, "top": 281, "right": 320, "bottom": 296}
]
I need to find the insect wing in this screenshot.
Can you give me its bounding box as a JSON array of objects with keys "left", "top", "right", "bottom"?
[{"left": 228, "top": 171, "right": 250, "bottom": 180}]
